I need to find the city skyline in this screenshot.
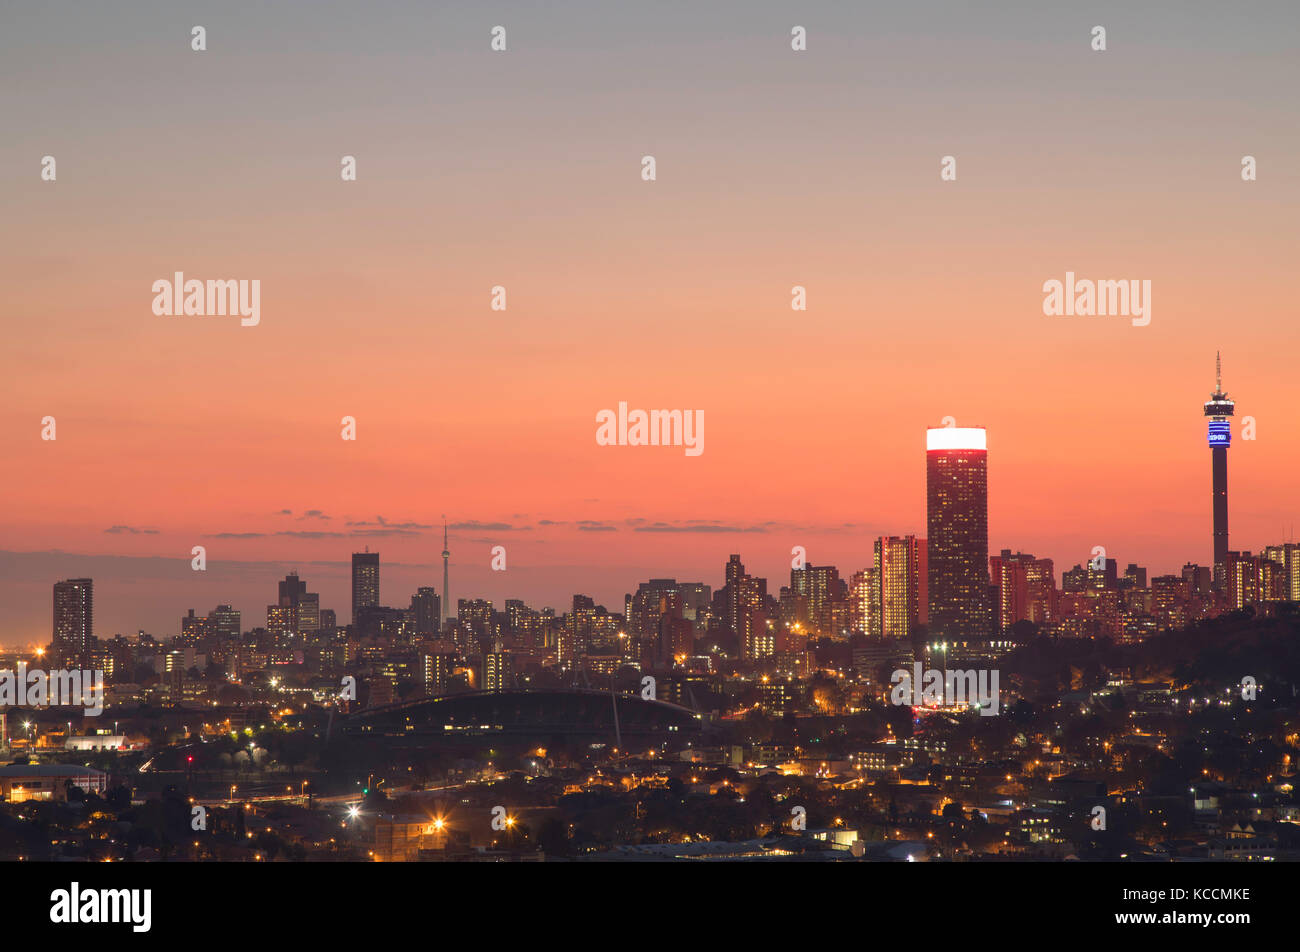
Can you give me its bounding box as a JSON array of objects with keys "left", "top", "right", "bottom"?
[
  {"left": 5, "top": 1, "right": 1300, "bottom": 893},
  {"left": 8, "top": 386, "right": 1297, "bottom": 649},
  {"left": 6, "top": 350, "right": 1296, "bottom": 645},
  {"left": 6, "top": 4, "right": 1299, "bottom": 648}
]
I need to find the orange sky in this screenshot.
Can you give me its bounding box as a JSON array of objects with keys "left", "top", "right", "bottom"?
[{"left": 2, "top": 2, "right": 1298, "bottom": 642}]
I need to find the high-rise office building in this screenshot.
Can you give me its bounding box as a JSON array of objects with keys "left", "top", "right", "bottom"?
[
  {"left": 180, "top": 609, "right": 213, "bottom": 643},
  {"left": 298, "top": 592, "right": 320, "bottom": 632},
  {"left": 1225, "top": 551, "right": 1260, "bottom": 608},
  {"left": 1182, "top": 563, "right": 1214, "bottom": 596},
  {"left": 655, "top": 613, "right": 695, "bottom": 666},
  {"left": 677, "top": 582, "right": 712, "bottom": 631},
  {"left": 503, "top": 599, "right": 546, "bottom": 649},
  {"left": 723, "top": 555, "right": 769, "bottom": 660},
  {"left": 1024, "top": 558, "right": 1058, "bottom": 624},
  {"left": 724, "top": 554, "right": 746, "bottom": 634},
  {"left": 626, "top": 579, "right": 708, "bottom": 662},
  {"left": 421, "top": 649, "right": 456, "bottom": 697},
  {"left": 1151, "top": 574, "right": 1190, "bottom": 627},
  {"left": 1264, "top": 544, "right": 1297, "bottom": 599},
  {"left": 874, "top": 536, "right": 927, "bottom": 640},
  {"left": 504, "top": 599, "right": 528, "bottom": 634},
  {"left": 458, "top": 599, "right": 495, "bottom": 646},
  {"left": 412, "top": 587, "right": 442, "bottom": 635},
  {"left": 271, "top": 572, "right": 319, "bottom": 635},
  {"left": 53, "top": 578, "right": 94, "bottom": 666},
  {"left": 279, "top": 572, "right": 307, "bottom": 607},
  {"left": 1264, "top": 544, "right": 1300, "bottom": 601},
  {"left": 990, "top": 550, "right": 1057, "bottom": 631},
  {"left": 1226, "top": 550, "right": 1287, "bottom": 608},
  {"left": 1204, "top": 353, "right": 1235, "bottom": 589},
  {"left": 209, "top": 605, "right": 241, "bottom": 640},
  {"left": 1122, "top": 563, "right": 1148, "bottom": 590},
  {"left": 737, "top": 574, "right": 769, "bottom": 660},
  {"left": 849, "top": 568, "right": 882, "bottom": 637},
  {"left": 1086, "top": 557, "right": 1118, "bottom": 591},
  {"left": 483, "top": 641, "right": 513, "bottom": 692},
  {"left": 559, "top": 595, "right": 599, "bottom": 666},
  {"left": 789, "top": 564, "right": 843, "bottom": 636},
  {"left": 926, "top": 426, "right": 991, "bottom": 641},
  {"left": 351, "top": 551, "right": 380, "bottom": 624},
  {"left": 266, "top": 605, "right": 295, "bottom": 637},
  {"left": 627, "top": 579, "right": 685, "bottom": 654}
]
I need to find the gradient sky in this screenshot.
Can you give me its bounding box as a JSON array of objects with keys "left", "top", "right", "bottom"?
[{"left": 2, "top": 1, "right": 1298, "bottom": 646}]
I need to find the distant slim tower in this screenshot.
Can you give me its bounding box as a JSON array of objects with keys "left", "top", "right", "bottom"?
[
  {"left": 926, "top": 426, "right": 990, "bottom": 642},
  {"left": 351, "top": 550, "right": 380, "bottom": 624},
  {"left": 441, "top": 519, "right": 451, "bottom": 629},
  {"left": 1204, "top": 352, "right": 1235, "bottom": 589},
  {"left": 53, "top": 578, "right": 93, "bottom": 666}
]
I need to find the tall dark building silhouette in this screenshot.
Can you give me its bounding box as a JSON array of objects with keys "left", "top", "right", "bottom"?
[
  {"left": 412, "top": 587, "right": 441, "bottom": 635},
  {"left": 271, "top": 572, "right": 319, "bottom": 635},
  {"left": 209, "top": 604, "right": 241, "bottom": 640},
  {"left": 627, "top": 579, "right": 684, "bottom": 659},
  {"left": 789, "top": 564, "right": 845, "bottom": 636},
  {"left": 926, "top": 426, "right": 990, "bottom": 642},
  {"left": 722, "top": 555, "right": 768, "bottom": 660},
  {"left": 1203, "top": 352, "right": 1235, "bottom": 589},
  {"left": 351, "top": 551, "right": 380, "bottom": 624},
  {"left": 724, "top": 554, "right": 745, "bottom": 634},
  {"left": 53, "top": 578, "right": 93, "bottom": 666}
]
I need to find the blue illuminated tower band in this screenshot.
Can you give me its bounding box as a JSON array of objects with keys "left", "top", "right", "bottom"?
[{"left": 1203, "top": 353, "right": 1234, "bottom": 589}]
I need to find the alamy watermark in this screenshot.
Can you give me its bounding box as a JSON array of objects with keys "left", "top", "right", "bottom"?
[
  {"left": 890, "top": 662, "right": 1000, "bottom": 716},
  {"left": 50, "top": 882, "right": 150, "bottom": 932},
  {"left": 595, "top": 403, "right": 703, "bottom": 456},
  {"left": 1042, "top": 271, "right": 1150, "bottom": 326},
  {"left": 0, "top": 665, "right": 104, "bottom": 715},
  {"left": 152, "top": 272, "right": 260, "bottom": 326}
]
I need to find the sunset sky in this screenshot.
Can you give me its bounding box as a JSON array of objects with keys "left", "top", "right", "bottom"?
[{"left": 2, "top": 2, "right": 1298, "bottom": 645}]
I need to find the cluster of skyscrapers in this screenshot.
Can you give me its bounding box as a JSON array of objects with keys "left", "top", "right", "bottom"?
[{"left": 38, "top": 358, "right": 1300, "bottom": 686}]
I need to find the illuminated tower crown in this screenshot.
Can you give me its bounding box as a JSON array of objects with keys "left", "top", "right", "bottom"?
[{"left": 1203, "top": 351, "right": 1234, "bottom": 446}]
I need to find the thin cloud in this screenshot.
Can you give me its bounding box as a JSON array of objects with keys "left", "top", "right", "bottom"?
[
  {"left": 346, "top": 516, "right": 433, "bottom": 530},
  {"left": 633, "top": 522, "right": 769, "bottom": 534}
]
